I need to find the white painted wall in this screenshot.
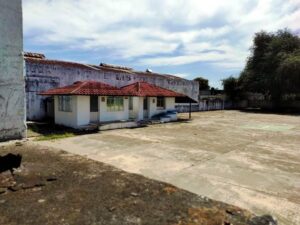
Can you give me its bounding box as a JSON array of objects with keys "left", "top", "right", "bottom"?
[
  {"left": 138, "top": 97, "right": 144, "bottom": 120},
  {"left": 54, "top": 95, "right": 91, "bottom": 128},
  {"left": 53, "top": 95, "right": 176, "bottom": 128},
  {"left": 129, "top": 97, "right": 140, "bottom": 120},
  {"left": 90, "top": 112, "right": 98, "bottom": 122},
  {"left": 148, "top": 97, "right": 157, "bottom": 118},
  {"left": 166, "top": 97, "right": 176, "bottom": 110},
  {"left": 54, "top": 96, "right": 78, "bottom": 128},
  {"left": 0, "top": 0, "right": 26, "bottom": 141},
  {"left": 99, "top": 96, "right": 129, "bottom": 122},
  {"left": 144, "top": 97, "right": 176, "bottom": 119}
]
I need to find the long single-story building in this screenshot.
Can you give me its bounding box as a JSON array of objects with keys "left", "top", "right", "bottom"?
[
  {"left": 24, "top": 52, "right": 199, "bottom": 121},
  {"left": 40, "top": 80, "right": 194, "bottom": 129}
]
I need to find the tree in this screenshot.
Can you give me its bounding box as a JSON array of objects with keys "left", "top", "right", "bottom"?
[
  {"left": 276, "top": 50, "right": 300, "bottom": 98},
  {"left": 222, "top": 76, "right": 239, "bottom": 101},
  {"left": 238, "top": 29, "right": 300, "bottom": 102},
  {"left": 194, "top": 77, "right": 210, "bottom": 91}
]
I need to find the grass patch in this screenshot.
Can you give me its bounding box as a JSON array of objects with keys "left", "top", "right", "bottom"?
[{"left": 36, "top": 132, "right": 76, "bottom": 141}]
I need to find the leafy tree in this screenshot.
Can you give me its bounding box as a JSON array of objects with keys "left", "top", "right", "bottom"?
[
  {"left": 194, "top": 77, "right": 210, "bottom": 91},
  {"left": 276, "top": 50, "right": 300, "bottom": 97},
  {"left": 222, "top": 76, "right": 239, "bottom": 100},
  {"left": 238, "top": 29, "right": 300, "bottom": 102}
]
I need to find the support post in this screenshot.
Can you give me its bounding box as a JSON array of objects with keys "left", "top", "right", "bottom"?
[{"left": 189, "top": 101, "right": 192, "bottom": 120}]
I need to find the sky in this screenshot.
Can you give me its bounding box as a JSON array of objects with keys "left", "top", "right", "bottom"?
[{"left": 23, "top": 0, "right": 300, "bottom": 88}]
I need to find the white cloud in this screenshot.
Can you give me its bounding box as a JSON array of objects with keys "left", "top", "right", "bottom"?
[
  {"left": 173, "top": 73, "right": 190, "bottom": 78},
  {"left": 23, "top": 0, "right": 300, "bottom": 71}
]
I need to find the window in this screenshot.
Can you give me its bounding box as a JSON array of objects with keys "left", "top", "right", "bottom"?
[
  {"left": 156, "top": 97, "right": 165, "bottom": 109},
  {"left": 90, "top": 96, "right": 98, "bottom": 112},
  {"left": 107, "top": 96, "right": 124, "bottom": 112},
  {"left": 58, "top": 96, "right": 72, "bottom": 112}
]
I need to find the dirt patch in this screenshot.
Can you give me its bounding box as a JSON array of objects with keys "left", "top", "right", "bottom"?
[{"left": 0, "top": 142, "right": 276, "bottom": 225}]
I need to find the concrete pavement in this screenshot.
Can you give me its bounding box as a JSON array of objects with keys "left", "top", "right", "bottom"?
[{"left": 38, "top": 111, "right": 300, "bottom": 225}]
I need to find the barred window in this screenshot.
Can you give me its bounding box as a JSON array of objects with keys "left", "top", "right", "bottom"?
[
  {"left": 107, "top": 96, "right": 124, "bottom": 112},
  {"left": 58, "top": 96, "right": 72, "bottom": 112},
  {"left": 157, "top": 97, "right": 165, "bottom": 109}
]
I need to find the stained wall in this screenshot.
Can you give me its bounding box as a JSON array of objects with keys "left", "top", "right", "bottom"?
[{"left": 0, "top": 0, "right": 26, "bottom": 141}]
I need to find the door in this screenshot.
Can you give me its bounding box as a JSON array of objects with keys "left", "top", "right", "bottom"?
[
  {"left": 129, "top": 97, "right": 135, "bottom": 119},
  {"left": 143, "top": 97, "right": 149, "bottom": 119},
  {"left": 90, "top": 96, "right": 99, "bottom": 123}
]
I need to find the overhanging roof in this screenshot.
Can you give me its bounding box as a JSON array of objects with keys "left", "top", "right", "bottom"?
[{"left": 121, "top": 82, "right": 185, "bottom": 97}]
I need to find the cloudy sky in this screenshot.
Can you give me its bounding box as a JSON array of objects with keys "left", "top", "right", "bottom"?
[{"left": 23, "top": 0, "right": 300, "bottom": 88}]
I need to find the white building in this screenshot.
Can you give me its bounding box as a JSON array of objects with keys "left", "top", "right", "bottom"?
[{"left": 41, "top": 81, "right": 194, "bottom": 129}]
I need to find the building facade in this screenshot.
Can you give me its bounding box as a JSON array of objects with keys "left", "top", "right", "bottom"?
[
  {"left": 0, "top": 0, "right": 26, "bottom": 141},
  {"left": 25, "top": 53, "right": 199, "bottom": 121},
  {"left": 41, "top": 81, "right": 187, "bottom": 129}
]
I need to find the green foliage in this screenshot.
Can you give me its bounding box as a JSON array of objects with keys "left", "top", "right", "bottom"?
[
  {"left": 276, "top": 50, "right": 300, "bottom": 95},
  {"left": 194, "top": 77, "right": 210, "bottom": 91},
  {"left": 222, "top": 76, "right": 239, "bottom": 100},
  {"left": 236, "top": 29, "right": 300, "bottom": 102}
]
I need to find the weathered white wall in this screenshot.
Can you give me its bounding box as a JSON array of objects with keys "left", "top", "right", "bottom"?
[
  {"left": 138, "top": 97, "right": 144, "bottom": 120},
  {"left": 53, "top": 95, "right": 176, "bottom": 127},
  {"left": 165, "top": 97, "right": 176, "bottom": 110},
  {"left": 148, "top": 97, "right": 157, "bottom": 118},
  {"left": 25, "top": 60, "right": 199, "bottom": 120},
  {"left": 90, "top": 112, "right": 98, "bottom": 122},
  {"left": 54, "top": 96, "right": 77, "bottom": 128},
  {"left": 99, "top": 96, "right": 129, "bottom": 122},
  {"left": 175, "top": 100, "right": 224, "bottom": 112},
  {"left": 54, "top": 95, "right": 91, "bottom": 128},
  {"left": 148, "top": 97, "right": 175, "bottom": 118},
  {"left": 0, "top": 0, "right": 26, "bottom": 141},
  {"left": 128, "top": 97, "right": 140, "bottom": 120}
]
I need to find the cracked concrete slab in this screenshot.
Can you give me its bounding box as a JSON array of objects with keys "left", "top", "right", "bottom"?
[{"left": 38, "top": 111, "right": 300, "bottom": 225}]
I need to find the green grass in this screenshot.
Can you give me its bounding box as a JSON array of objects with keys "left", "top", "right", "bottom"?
[{"left": 36, "top": 132, "right": 76, "bottom": 141}]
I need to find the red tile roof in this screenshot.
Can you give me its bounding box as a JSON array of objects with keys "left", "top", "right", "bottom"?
[
  {"left": 40, "top": 81, "right": 126, "bottom": 96},
  {"left": 40, "top": 81, "right": 186, "bottom": 98},
  {"left": 121, "top": 82, "right": 185, "bottom": 97},
  {"left": 24, "top": 52, "right": 45, "bottom": 59}
]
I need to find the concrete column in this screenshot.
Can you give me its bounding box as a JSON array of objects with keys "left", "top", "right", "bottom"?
[{"left": 0, "top": 0, "right": 26, "bottom": 141}]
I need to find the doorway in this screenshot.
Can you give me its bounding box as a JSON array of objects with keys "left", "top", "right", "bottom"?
[
  {"left": 143, "top": 97, "right": 149, "bottom": 119},
  {"left": 90, "top": 96, "right": 99, "bottom": 123}
]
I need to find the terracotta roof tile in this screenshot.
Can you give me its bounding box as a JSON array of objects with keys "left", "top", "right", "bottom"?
[
  {"left": 121, "top": 82, "right": 185, "bottom": 97},
  {"left": 23, "top": 52, "right": 45, "bottom": 59},
  {"left": 40, "top": 81, "right": 127, "bottom": 96},
  {"left": 40, "top": 81, "right": 186, "bottom": 98}
]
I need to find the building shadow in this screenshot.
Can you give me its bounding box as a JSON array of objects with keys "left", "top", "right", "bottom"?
[
  {"left": 238, "top": 108, "right": 300, "bottom": 116},
  {"left": 27, "top": 121, "right": 98, "bottom": 139}
]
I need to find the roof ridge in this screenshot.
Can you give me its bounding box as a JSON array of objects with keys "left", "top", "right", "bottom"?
[
  {"left": 120, "top": 82, "right": 138, "bottom": 89},
  {"left": 25, "top": 56, "right": 188, "bottom": 80},
  {"left": 70, "top": 81, "right": 88, "bottom": 94}
]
